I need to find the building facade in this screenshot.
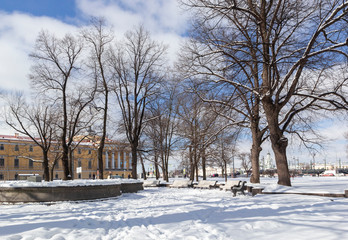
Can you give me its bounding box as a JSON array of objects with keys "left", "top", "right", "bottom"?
[{"left": 0, "top": 134, "right": 132, "bottom": 180}]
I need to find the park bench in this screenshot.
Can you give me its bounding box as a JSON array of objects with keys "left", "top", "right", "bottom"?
[
  {"left": 232, "top": 181, "right": 247, "bottom": 196},
  {"left": 219, "top": 180, "right": 241, "bottom": 191},
  {"left": 193, "top": 180, "right": 217, "bottom": 189},
  {"left": 143, "top": 179, "right": 160, "bottom": 187},
  {"left": 169, "top": 179, "right": 192, "bottom": 188}
]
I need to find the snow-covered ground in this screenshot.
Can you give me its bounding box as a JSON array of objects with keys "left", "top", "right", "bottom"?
[{"left": 1, "top": 176, "right": 348, "bottom": 240}]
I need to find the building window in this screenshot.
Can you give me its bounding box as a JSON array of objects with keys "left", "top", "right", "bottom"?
[
  {"left": 14, "top": 145, "right": 19, "bottom": 151},
  {"left": 78, "top": 148, "right": 81, "bottom": 154},
  {"left": 29, "top": 159, "right": 33, "bottom": 168},
  {"left": 89, "top": 173, "right": 92, "bottom": 179},
  {"left": 0, "top": 158, "right": 4, "bottom": 167},
  {"left": 0, "top": 174, "right": 3, "bottom": 180},
  {"left": 78, "top": 159, "right": 82, "bottom": 168},
  {"left": 14, "top": 158, "right": 19, "bottom": 168},
  {"left": 29, "top": 145, "right": 33, "bottom": 152},
  {"left": 88, "top": 159, "right": 92, "bottom": 169},
  {"left": 0, "top": 144, "right": 4, "bottom": 150},
  {"left": 88, "top": 149, "right": 92, "bottom": 155},
  {"left": 55, "top": 173, "right": 58, "bottom": 179}
]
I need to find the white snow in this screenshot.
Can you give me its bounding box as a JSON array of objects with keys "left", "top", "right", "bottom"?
[{"left": 0, "top": 176, "right": 348, "bottom": 240}]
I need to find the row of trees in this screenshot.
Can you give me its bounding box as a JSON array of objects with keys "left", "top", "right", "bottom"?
[
  {"left": 4, "top": 0, "right": 348, "bottom": 186},
  {"left": 4, "top": 18, "right": 240, "bottom": 182},
  {"left": 180, "top": 0, "right": 348, "bottom": 186}
]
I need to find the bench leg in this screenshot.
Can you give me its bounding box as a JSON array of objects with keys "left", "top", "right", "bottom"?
[{"left": 232, "top": 189, "right": 237, "bottom": 197}]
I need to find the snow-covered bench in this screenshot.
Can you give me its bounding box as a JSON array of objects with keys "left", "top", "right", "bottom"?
[
  {"left": 232, "top": 181, "right": 247, "bottom": 196},
  {"left": 219, "top": 180, "right": 241, "bottom": 191},
  {"left": 193, "top": 180, "right": 217, "bottom": 189},
  {"left": 169, "top": 179, "right": 192, "bottom": 188},
  {"left": 143, "top": 179, "right": 160, "bottom": 187}
]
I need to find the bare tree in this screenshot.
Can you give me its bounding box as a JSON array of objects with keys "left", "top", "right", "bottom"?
[
  {"left": 176, "top": 81, "right": 224, "bottom": 181},
  {"left": 179, "top": 3, "right": 268, "bottom": 184},
  {"left": 29, "top": 31, "right": 95, "bottom": 180},
  {"left": 143, "top": 77, "right": 180, "bottom": 181},
  {"left": 5, "top": 93, "right": 56, "bottom": 181},
  {"left": 212, "top": 127, "right": 240, "bottom": 181},
  {"left": 182, "top": 0, "right": 348, "bottom": 186},
  {"left": 239, "top": 152, "right": 252, "bottom": 176},
  {"left": 82, "top": 18, "right": 114, "bottom": 179},
  {"left": 109, "top": 26, "right": 167, "bottom": 179}
]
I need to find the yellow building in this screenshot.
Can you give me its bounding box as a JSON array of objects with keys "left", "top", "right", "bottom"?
[{"left": 0, "top": 134, "right": 132, "bottom": 180}]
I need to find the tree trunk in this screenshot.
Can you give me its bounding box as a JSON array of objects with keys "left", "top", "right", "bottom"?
[
  {"left": 202, "top": 148, "right": 206, "bottom": 180},
  {"left": 250, "top": 123, "right": 262, "bottom": 183},
  {"left": 155, "top": 157, "right": 160, "bottom": 180},
  {"left": 224, "top": 161, "right": 227, "bottom": 182},
  {"left": 50, "top": 165, "right": 54, "bottom": 181},
  {"left": 68, "top": 147, "right": 74, "bottom": 179},
  {"left": 189, "top": 146, "right": 195, "bottom": 181},
  {"left": 61, "top": 142, "right": 70, "bottom": 180},
  {"left": 42, "top": 150, "right": 50, "bottom": 181},
  {"left": 131, "top": 144, "right": 137, "bottom": 179},
  {"left": 263, "top": 98, "right": 291, "bottom": 186},
  {"left": 194, "top": 146, "right": 199, "bottom": 182},
  {"left": 140, "top": 155, "right": 147, "bottom": 180},
  {"left": 271, "top": 137, "right": 291, "bottom": 186},
  {"left": 97, "top": 144, "right": 104, "bottom": 180}
]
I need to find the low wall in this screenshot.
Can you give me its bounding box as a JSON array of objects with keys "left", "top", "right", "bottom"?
[
  {"left": 0, "top": 182, "right": 144, "bottom": 203},
  {"left": 121, "top": 182, "right": 144, "bottom": 193}
]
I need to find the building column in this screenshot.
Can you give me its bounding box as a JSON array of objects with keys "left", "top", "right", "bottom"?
[
  {"left": 105, "top": 151, "right": 109, "bottom": 169},
  {"left": 128, "top": 152, "right": 132, "bottom": 169},
  {"left": 112, "top": 152, "right": 115, "bottom": 169},
  {"left": 118, "top": 151, "right": 121, "bottom": 170}
]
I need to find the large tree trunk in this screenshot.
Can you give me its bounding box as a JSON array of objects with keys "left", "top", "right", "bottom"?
[
  {"left": 263, "top": 98, "right": 291, "bottom": 186},
  {"left": 271, "top": 136, "right": 291, "bottom": 186}
]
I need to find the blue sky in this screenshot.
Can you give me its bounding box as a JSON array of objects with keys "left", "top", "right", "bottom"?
[{"left": 0, "top": 0, "right": 77, "bottom": 20}]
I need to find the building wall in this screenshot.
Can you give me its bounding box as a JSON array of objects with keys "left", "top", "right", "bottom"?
[{"left": 0, "top": 135, "right": 132, "bottom": 180}]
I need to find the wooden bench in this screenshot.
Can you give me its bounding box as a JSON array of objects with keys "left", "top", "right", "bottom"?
[
  {"left": 193, "top": 180, "right": 217, "bottom": 189},
  {"left": 219, "top": 180, "right": 241, "bottom": 191},
  {"left": 232, "top": 181, "right": 247, "bottom": 196},
  {"left": 169, "top": 179, "right": 192, "bottom": 188},
  {"left": 143, "top": 179, "right": 160, "bottom": 187}
]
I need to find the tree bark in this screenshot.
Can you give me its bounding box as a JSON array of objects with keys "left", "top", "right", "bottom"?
[
  {"left": 202, "top": 148, "right": 207, "bottom": 180},
  {"left": 250, "top": 122, "right": 262, "bottom": 183},
  {"left": 131, "top": 144, "right": 137, "bottom": 179},
  {"left": 61, "top": 142, "right": 70, "bottom": 180},
  {"left": 263, "top": 98, "right": 291, "bottom": 186},
  {"left": 42, "top": 150, "right": 50, "bottom": 181}
]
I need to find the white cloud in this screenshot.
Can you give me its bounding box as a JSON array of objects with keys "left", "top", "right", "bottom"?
[
  {"left": 0, "top": 11, "right": 78, "bottom": 93},
  {"left": 76, "top": 0, "right": 189, "bottom": 63}
]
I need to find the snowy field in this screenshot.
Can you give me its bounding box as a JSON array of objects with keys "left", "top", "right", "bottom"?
[{"left": 1, "top": 177, "right": 348, "bottom": 240}]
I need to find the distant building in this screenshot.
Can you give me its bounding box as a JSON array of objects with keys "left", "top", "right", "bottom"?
[
  {"left": 0, "top": 134, "right": 132, "bottom": 180},
  {"left": 260, "top": 152, "right": 275, "bottom": 170}
]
